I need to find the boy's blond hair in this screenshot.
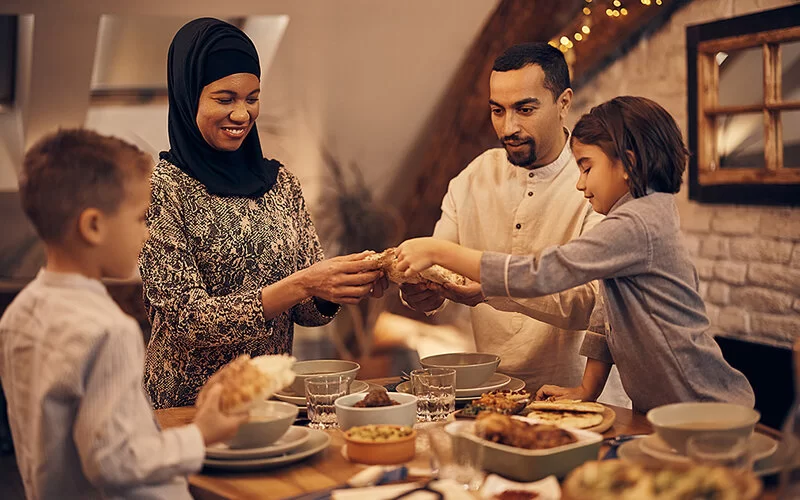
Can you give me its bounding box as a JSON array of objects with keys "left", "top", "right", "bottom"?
[{"left": 20, "top": 129, "right": 152, "bottom": 242}]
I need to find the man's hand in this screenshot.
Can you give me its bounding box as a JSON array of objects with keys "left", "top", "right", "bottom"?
[
  {"left": 436, "top": 280, "right": 485, "bottom": 307},
  {"left": 399, "top": 282, "right": 445, "bottom": 313},
  {"left": 535, "top": 384, "right": 595, "bottom": 402}
]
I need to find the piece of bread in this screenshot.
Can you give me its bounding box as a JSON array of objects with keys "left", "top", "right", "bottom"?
[
  {"left": 214, "top": 354, "right": 296, "bottom": 414},
  {"left": 365, "top": 248, "right": 467, "bottom": 286},
  {"left": 525, "top": 399, "right": 606, "bottom": 414},
  {"left": 524, "top": 410, "right": 604, "bottom": 429}
]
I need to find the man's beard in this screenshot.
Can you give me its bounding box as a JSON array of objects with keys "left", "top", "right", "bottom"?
[{"left": 502, "top": 136, "right": 537, "bottom": 168}]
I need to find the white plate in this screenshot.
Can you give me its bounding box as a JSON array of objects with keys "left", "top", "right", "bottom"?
[
  {"left": 206, "top": 426, "right": 310, "bottom": 460},
  {"left": 396, "top": 375, "right": 525, "bottom": 402},
  {"left": 203, "top": 427, "right": 331, "bottom": 471},
  {"left": 639, "top": 433, "right": 778, "bottom": 464},
  {"left": 274, "top": 380, "right": 370, "bottom": 406},
  {"left": 455, "top": 373, "right": 511, "bottom": 398}
]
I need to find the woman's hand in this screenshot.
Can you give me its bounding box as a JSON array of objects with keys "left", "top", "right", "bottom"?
[
  {"left": 301, "top": 251, "right": 383, "bottom": 305},
  {"left": 395, "top": 237, "right": 445, "bottom": 276}
]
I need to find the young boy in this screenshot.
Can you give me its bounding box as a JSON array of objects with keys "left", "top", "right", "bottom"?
[{"left": 0, "top": 129, "right": 247, "bottom": 499}]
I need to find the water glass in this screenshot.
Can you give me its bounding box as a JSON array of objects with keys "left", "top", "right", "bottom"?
[
  {"left": 411, "top": 368, "right": 456, "bottom": 422},
  {"left": 427, "top": 425, "right": 485, "bottom": 491},
  {"left": 305, "top": 375, "right": 351, "bottom": 429},
  {"left": 686, "top": 433, "right": 752, "bottom": 471}
]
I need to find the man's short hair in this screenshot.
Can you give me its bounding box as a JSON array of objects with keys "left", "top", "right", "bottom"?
[
  {"left": 20, "top": 129, "right": 152, "bottom": 242},
  {"left": 492, "top": 43, "right": 571, "bottom": 101}
]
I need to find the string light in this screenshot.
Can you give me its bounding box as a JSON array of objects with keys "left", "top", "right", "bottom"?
[
  {"left": 583, "top": 7, "right": 591, "bottom": 15},
  {"left": 606, "top": 8, "right": 613, "bottom": 15},
  {"left": 621, "top": 7, "right": 628, "bottom": 15},
  {"left": 582, "top": 25, "right": 590, "bottom": 34},
  {"left": 575, "top": 33, "right": 583, "bottom": 41},
  {"left": 613, "top": 0, "right": 621, "bottom": 6}
]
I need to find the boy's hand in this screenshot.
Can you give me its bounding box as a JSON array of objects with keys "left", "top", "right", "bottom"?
[
  {"left": 535, "top": 384, "right": 594, "bottom": 402},
  {"left": 193, "top": 384, "right": 249, "bottom": 446},
  {"left": 396, "top": 237, "right": 443, "bottom": 275}
]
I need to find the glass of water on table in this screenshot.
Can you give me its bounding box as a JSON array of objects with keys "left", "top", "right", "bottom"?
[
  {"left": 411, "top": 368, "right": 456, "bottom": 422},
  {"left": 305, "top": 375, "right": 352, "bottom": 429}
]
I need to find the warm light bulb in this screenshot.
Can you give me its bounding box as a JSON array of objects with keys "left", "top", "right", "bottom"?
[
  {"left": 621, "top": 7, "right": 628, "bottom": 14},
  {"left": 613, "top": 0, "right": 621, "bottom": 6},
  {"left": 575, "top": 33, "right": 583, "bottom": 41},
  {"left": 583, "top": 7, "right": 591, "bottom": 15},
  {"left": 560, "top": 36, "right": 570, "bottom": 45},
  {"left": 606, "top": 8, "right": 613, "bottom": 15},
  {"left": 656, "top": 0, "right": 662, "bottom": 4},
  {"left": 566, "top": 40, "right": 574, "bottom": 48},
  {"left": 582, "top": 25, "right": 591, "bottom": 34},
  {"left": 613, "top": 9, "right": 620, "bottom": 16}
]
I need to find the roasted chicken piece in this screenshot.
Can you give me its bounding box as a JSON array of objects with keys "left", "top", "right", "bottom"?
[{"left": 475, "top": 412, "right": 577, "bottom": 450}]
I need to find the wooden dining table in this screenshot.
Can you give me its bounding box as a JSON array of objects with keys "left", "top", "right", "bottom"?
[{"left": 154, "top": 377, "right": 779, "bottom": 499}]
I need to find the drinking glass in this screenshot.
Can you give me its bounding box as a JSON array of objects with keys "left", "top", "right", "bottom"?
[
  {"left": 427, "top": 425, "right": 485, "bottom": 491},
  {"left": 686, "top": 433, "right": 752, "bottom": 471},
  {"left": 305, "top": 375, "right": 351, "bottom": 429},
  {"left": 410, "top": 368, "right": 456, "bottom": 422}
]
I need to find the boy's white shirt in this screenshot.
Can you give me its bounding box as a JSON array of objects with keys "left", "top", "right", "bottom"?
[{"left": 0, "top": 269, "right": 203, "bottom": 499}]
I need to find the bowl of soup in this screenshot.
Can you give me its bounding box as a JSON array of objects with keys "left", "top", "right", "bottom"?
[
  {"left": 288, "top": 359, "right": 360, "bottom": 396},
  {"left": 646, "top": 402, "right": 760, "bottom": 455}
]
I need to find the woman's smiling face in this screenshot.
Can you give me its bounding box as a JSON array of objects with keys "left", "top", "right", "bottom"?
[{"left": 195, "top": 72, "right": 260, "bottom": 151}]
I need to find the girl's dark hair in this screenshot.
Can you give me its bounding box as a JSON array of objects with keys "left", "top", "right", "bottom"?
[{"left": 571, "top": 96, "right": 689, "bottom": 198}]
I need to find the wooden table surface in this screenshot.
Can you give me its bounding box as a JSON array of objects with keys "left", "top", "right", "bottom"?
[{"left": 153, "top": 378, "right": 775, "bottom": 499}]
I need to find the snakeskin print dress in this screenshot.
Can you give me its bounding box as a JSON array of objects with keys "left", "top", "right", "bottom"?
[{"left": 139, "top": 160, "right": 338, "bottom": 409}]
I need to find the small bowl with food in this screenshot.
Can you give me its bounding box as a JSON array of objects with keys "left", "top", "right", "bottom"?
[
  {"left": 288, "top": 359, "right": 360, "bottom": 396},
  {"left": 420, "top": 352, "right": 501, "bottom": 389},
  {"left": 334, "top": 389, "right": 417, "bottom": 431},
  {"left": 343, "top": 424, "right": 417, "bottom": 465},
  {"left": 646, "top": 402, "right": 759, "bottom": 455},
  {"left": 227, "top": 400, "right": 299, "bottom": 449}
]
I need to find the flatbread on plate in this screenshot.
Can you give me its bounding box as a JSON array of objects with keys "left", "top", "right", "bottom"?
[
  {"left": 525, "top": 409, "right": 604, "bottom": 429},
  {"left": 525, "top": 399, "right": 605, "bottom": 414}
]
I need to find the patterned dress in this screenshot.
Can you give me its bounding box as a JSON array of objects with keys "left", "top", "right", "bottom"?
[{"left": 140, "top": 159, "right": 338, "bottom": 409}]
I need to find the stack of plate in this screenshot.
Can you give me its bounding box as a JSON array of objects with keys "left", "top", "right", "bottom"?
[
  {"left": 203, "top": 426, "right": 331, "bottom": 471},
  {"left": 395, "top": 373, "right": 526, "bottom": 404},
  {"left": 272, "top": 380, "right": 371, "bottom": 407}
]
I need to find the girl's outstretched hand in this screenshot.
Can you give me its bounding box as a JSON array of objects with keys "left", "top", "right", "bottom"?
[{"left": 395, "top": 237, "right": 442, "bottom": 276}]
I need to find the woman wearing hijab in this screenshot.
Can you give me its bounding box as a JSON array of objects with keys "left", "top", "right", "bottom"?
[{"left": 140, "top": 18, "right": 385, "bottom": 409}]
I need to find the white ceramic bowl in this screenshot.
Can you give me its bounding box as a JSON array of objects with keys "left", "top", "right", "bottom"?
[
  {"left": 334, "top": 392, "right": 418, "bottom": 431},
  {"left": 227, "top": 400, "right": 298, "bottom": 449},
  {"left": 420, "top": 352, "right": 500, "bottom": 389},
  {"left": 646, "top": 402, "right": 760, "bottom": 455},
  {"left": 289, "top": 359, "right": 360, "bottom": 396}
]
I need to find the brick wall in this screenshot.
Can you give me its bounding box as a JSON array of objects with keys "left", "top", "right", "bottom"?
[{"left": 569, "top": 0, "right": 800, "bottom": 347}]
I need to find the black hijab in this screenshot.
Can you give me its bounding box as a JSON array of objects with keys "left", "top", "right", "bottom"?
[{"left": 162, "top": 17, "right": 279, "bottom": 198}]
